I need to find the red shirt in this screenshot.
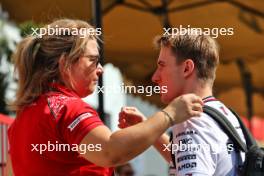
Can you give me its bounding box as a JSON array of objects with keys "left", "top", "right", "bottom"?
[{"left": 8, "top": 83, "right": 113, "bottom": 176}]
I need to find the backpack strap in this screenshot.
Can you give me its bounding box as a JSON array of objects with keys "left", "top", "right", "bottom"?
[
  {"left": 203, "top": 105, "right": 247, "bottom": 152},
  {"left": 228, "top": 108, "right": 258, "bottom": 148}
]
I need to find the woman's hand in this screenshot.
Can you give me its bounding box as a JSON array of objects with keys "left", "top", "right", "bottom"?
[
  {"left": 163, "top": 93, "right": 203, "bottom": 125},
  {"left": 118, "top": 107, "right": 146, "bottom": 129},
  {"left": 81, "top": 94, "right": 203, "bottom": 166},
  {"left": 118, "top": 93, "right": 203, "bottom": 128}
]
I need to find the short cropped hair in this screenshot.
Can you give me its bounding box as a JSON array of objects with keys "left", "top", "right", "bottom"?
[{"left": 154, "top": 34, "right": 220, "bottom": 82}]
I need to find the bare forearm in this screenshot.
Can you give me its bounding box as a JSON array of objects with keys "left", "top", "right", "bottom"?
[
  {"left": 81, "top": 94, "right": 202, "bottom": 167},
  {"left": 153, "top": 133, "right": 171, "bottom": 163},
  {"left": 106, "top": 111, "right": 171, "bottom": 165}
]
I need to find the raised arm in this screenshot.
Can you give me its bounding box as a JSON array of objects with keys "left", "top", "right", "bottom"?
[
  {"left": 118, "top": 106, "right": 171, "bottom": 162},
  {"left": 79, "top": 94, "right": 203, "bottom": 167}
]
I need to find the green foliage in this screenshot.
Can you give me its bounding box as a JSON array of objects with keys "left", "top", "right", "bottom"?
[
  {"left": 0, "top": 73, "right": 8, "bottom": 114},
  {"left": 0, "top": 20, "right": 42, "bottom": 114},
  {"left": 19, "top": 21, "right": 43, "bottom": 37},
  {"left": 0, "top": 20, "right": 41, "bottom": 114}
]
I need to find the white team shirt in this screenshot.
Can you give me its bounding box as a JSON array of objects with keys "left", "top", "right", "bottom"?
[{"left": 169, "top": 96, "right": 246, "bottom": 176}]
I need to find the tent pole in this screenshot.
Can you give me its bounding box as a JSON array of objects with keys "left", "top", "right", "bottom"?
[
  {"left": 92, "top": 0, "right": 105, "bottom": 123},
  {"left": 236, "top": 59, "right": 253, "bottom": 131}
]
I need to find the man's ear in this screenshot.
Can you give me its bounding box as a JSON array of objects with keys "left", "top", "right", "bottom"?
[{"left": 183, "top": 59, "right": 195, "bottom": 78}]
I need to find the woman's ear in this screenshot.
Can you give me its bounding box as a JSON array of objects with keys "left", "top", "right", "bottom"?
[
  {"left": 183, "top": 59, "right": 195, "bottom": 78},
  {"left": 58, "top": 55, "right": 75, "bottom": 89},
  {"left": 58, "top": 55, "right": 68, "bottom": 81}
]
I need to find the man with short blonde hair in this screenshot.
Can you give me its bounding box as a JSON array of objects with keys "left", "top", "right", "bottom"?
[{"left": 152, "top": 33, "right": 245, "bottom": 176}]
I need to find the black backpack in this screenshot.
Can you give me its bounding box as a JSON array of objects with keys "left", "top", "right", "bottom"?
[{"left": 203, "top": 105, "right": 264, "bottom": 176}]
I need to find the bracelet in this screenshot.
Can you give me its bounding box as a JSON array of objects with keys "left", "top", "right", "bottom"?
[{"left": 161, "top": 110, "right": 174, "bottom": 126}]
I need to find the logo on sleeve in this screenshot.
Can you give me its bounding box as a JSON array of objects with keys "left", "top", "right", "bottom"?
[
  {"left": 178, "top": 162, "right": 197, "bottom": 171},
  {"left": 176, "top": 130, "right": 198, "bottom": 138},
  {"left": 67, "top": 112, "right": 93, "bottom": 131},
  {"left": 177, "top": 154, "right": 197, "bottom": 163}
]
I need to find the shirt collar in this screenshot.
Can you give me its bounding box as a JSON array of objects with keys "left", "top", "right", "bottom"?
[
  {"left": 202, "top": 96, "right": 218, "bottom": 103},
  {"left": 48, "top": 82, "right": 80, "bottom": 98}
]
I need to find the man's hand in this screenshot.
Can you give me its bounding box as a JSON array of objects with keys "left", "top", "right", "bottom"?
[{"left": 118, "top": 107, "right": 146, "bottom": 129}]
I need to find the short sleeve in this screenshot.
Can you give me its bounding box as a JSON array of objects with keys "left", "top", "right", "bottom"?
[
  {"left": 56, "top": 99, "right": 104, "bottom": 145},
  {"left": 171, "top": 115, "right": 222, "bottom": 176}
]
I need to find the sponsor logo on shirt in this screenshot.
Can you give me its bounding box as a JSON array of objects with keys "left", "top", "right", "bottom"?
[
  {"left": 176, "top": 130, "right": 198, "bottom": 138},
  {"left": 68, "top": 112, "right": 93, "bottom": 131},
  {"left": 177, "top": 154, "right": 197, "bottom": 163},
  {"left": 178, "top": 162, "right": 197, "bottom": 171}
]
